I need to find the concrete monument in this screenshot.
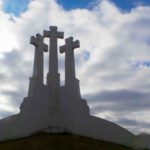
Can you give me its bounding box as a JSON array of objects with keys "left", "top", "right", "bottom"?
[
  {"left": 43, "top": 26, "right": 64, "bottom": 110},
  {"left": 0, "top": 26, "right": 149, "bottom": 149},
  {"left": 28, "top": 34, "right": 48, "bottom": 96}
]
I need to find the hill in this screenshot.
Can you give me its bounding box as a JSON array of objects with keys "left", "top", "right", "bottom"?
[{"left": 0, "top": 132, "right": 136, "bottom": 150}]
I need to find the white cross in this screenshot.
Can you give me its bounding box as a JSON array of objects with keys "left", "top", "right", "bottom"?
[
  {"left": 60, "top": 37, "right": 80, "bottom": 84},
  {"left": 30, "top": 34, "right": 48, "bottom": 52}
]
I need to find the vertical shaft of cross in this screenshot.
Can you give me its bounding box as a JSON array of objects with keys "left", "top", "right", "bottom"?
[
  {"left": 43, "top": 26, "right": 64, "bottom": 110},
  {"left": 28, "top": 34, "right": 48, "bottom": 96},
  {"left": 60, "top": 37, "right": 80, "bottom": 85},
  {"left": 31, "top": 34, "right": 48, "bottom": 82},
  {"left": 43, "top": 26, "right": 64, "bottom": 85}
]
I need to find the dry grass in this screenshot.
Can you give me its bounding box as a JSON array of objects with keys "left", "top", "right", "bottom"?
[{"left": 0, "top": 132, "right": 134, "bottom": 150}]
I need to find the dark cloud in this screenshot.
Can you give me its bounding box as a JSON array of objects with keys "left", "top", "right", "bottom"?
[
  {"left": 86, "top": 89, "right": 146, "bottom": 102},
  {"left": 1, "top": 50, "right": 22, "bottom": 65},
  {"left": 84, "top": 89, "right": 150, "bottom": 134},
  {"left": 116, "top": 118, "right": 150, "bottom": 128},
  {"left": 84, "top": 89, "right": 150, "bottom": 113},
  {"left": 116, "top": 118, "right": 139, "bottom": 126},
  {"left": 116, "top": 118, "right": 150, "bottom": 134},
  {"left": 1, "top": 89, "right": 26, "bottom": 108}
]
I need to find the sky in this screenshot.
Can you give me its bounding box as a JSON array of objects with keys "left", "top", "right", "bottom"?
[{"left": 0, "top": 0, "right": 150, "bottom": 135}]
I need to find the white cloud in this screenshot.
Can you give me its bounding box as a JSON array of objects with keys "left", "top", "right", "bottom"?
[
  {"left": 0, "top": 0, "right": 150, "bottom": 134},
  {"left": 0, "top": 9, "right": 18, "bottom": 57}
]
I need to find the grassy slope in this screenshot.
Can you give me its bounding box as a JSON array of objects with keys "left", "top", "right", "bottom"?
[{"left": 0, "top": 132, "right": 134, "bottom": 150}]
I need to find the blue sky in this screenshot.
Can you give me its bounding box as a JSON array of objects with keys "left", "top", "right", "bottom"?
[
  {"left": 3, "top": 0, "right": 150, "bottom": 16},
  {"left": 57, "top": 0, "right": 150, "bottom": 11},
  {"left": 3, "top": 0, "right": 30, "bottom": 16},
  {"left": 111, "top": 0, "right": 150, "bottom": 11}
]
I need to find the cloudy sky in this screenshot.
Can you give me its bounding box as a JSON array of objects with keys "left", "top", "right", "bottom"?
[{"left": 0, "top": 0, "right": 150, "bottom": 135}]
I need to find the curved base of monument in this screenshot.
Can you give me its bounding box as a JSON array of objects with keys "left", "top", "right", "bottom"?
[
  {"left": 65, "top": 115, "right": 136, "bottom": 148},
  {"left": 0, "top": 114, "right": 46, "bottom": 142},
  {"left": 0, "top": 113, "right": 138, "bottom": 148}
]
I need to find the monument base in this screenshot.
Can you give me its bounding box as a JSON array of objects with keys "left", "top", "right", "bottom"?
[
  {"left": 0, "top": 112, "right": 136, "bottom": 148},
  {"left": 0, "top": 75, "right": 141, "bottom": 148}
]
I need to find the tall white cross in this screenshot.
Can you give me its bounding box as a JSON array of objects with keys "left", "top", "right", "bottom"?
[
  {"left": 43, "top": 26, "right": 64, "bottom": 110},
  {"left": 43, "top": 26, "right": 64, "bottom": 77},
  {"left": 60, "top": 37, "right": 80, "bottom": 85},
  {"left": 30, "top": 34, "right": 48, "bottom": 83}
]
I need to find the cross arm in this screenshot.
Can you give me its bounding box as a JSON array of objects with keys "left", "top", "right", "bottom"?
[
  {"left": 57, "top": 31, "right": 64, "bottom": 39},
  {"left": 36, "top": 33, "right": 42, "bottom": 39},
  {"left": 43, "top": 26, "right": 55, "bottom": 38},
  {"left": 43, "top": 30, "right": 50, "bottom": 37},
  {"left": 30, "top": 36, "right": 37, "bottom": 46},
  {"left": 50, "top": 26, "right": 63, "bottom": 38},
  {"left": 65, "top": 37, "right": 80, "bottom": 49},
  {"left": 43, "top": 30, "right": 64, "bottom": 39},
  {"left": 30, "top": 34, "right": 48, "bottom": 52},
  {"left": 65, "top": 37, "right": 73, "bottom": 43},
  {"left": 59, "top": 45, "right": 66, "bottom": 53},
  {"left": 36, "top": 34, "right": 48, "bottom": 52},
  {"left": 73, "top": 40, "right": 80, "bottom": 49},
  {"left": 43, "top": 26, "right": 64, "bottom": 39}
]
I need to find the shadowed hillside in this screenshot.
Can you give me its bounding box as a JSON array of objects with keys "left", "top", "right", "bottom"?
[{"left": 0, "top": 132, "right": 135, "bottom": 150}]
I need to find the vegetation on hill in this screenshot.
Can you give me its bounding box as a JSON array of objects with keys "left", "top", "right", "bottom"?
[{"left": 0, "top": 132, "right": 136, "bottom": 150}]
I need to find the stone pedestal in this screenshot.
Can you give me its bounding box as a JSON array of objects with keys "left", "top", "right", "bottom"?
[{"left": 46, "top": 72, "right": 60, "bottom": 110}]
